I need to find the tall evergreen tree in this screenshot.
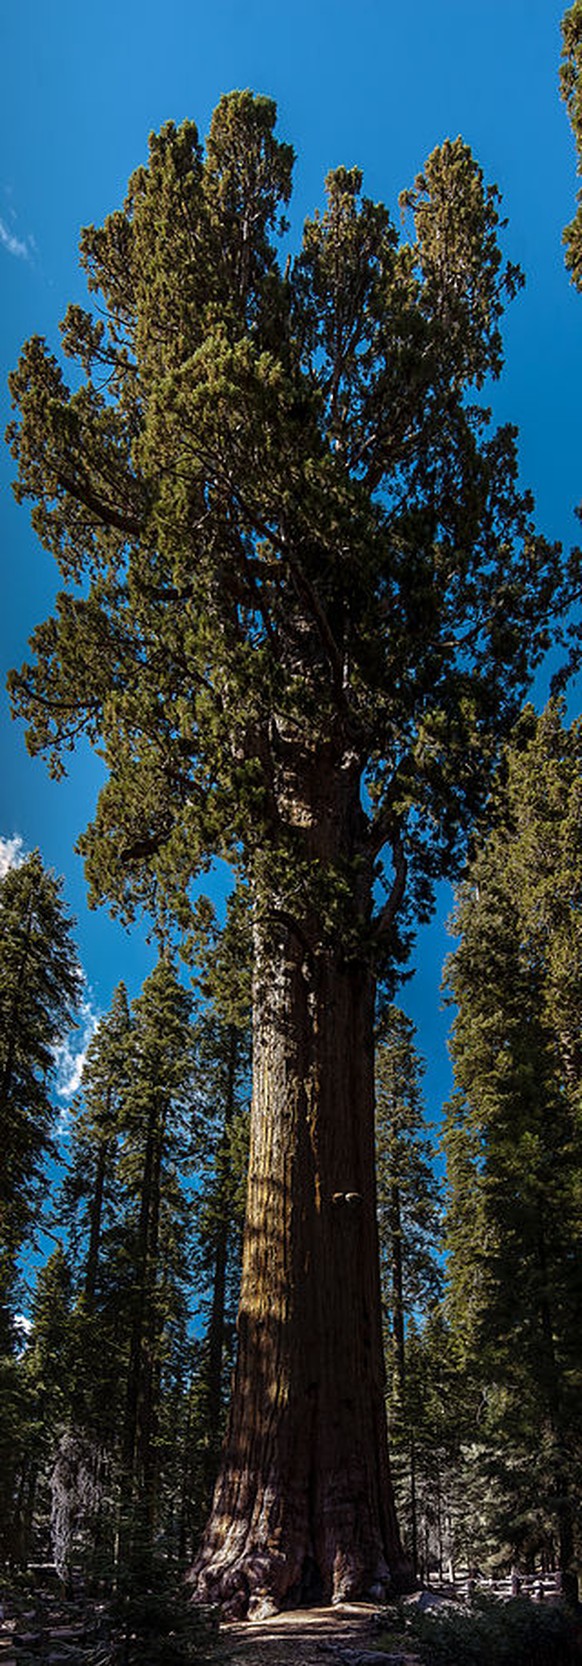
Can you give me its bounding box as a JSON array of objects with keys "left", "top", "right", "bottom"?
[
  {"left": 19, "top": 1244, "right": 75, "bottom": 1569},
  {"left": 0, "top": 850, "right": 81, "bottom": 1316},
  {"left": 0, "top": 853, "right": 80, "bottom": 1567},
  {"left": 53, "top": 963, "right": 198, "bottom": 1581},
  {"left": 189, "top": 897, "right": 251, "bottom": 1504},
  {"left": 63, "top": 982, "right": 131, "bottom": 1308},
  {"left": 376, "top": 1007, "right": 442, "bottom": 1401},
  {"left": 53, "top": 983, "right": 133, "bottom": 1580},
  {"left": 6, "top": 95, "right": 578, "bottom": 1611},
  {"left": 443, "top": 704, "right": 582, "bottom": 1573},
  {"left": 117, "top": 959, "right": 195, "bottom": 1563},
  {"left": 375, "top": 1008, "right": 442, "bottom": 1577}
]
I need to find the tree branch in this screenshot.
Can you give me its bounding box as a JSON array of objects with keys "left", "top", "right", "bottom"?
[
  {"left": 56, "top": 468, "right": 143, "bottom": 538},
  {"left": 372, "top": 829, "right": 408, "bottom": 943}
]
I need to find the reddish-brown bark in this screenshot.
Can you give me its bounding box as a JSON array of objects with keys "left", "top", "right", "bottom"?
[{"left": 191, "top": 912, "right": 406, "bottom": 1616}]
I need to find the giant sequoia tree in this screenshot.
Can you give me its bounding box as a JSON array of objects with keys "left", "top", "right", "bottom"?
[{"left": 7, "top": 94, "right": 579, "bottom": 1614}]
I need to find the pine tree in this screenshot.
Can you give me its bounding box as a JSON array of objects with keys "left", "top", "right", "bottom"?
[
  {"left": 0, "top": 851, "right": 82, "bottom": 1298},
  {"left": 7, "top": 96, "right": 578, "bottom": 1611},
  {"left": 64, "top": 982, "right": 131, "bottom": 1309},
  {"left": 0, "top": 1343, "right": 35, "bottom": 1567},
  {"left": 52, "top": 963, "right": 199, "bottom": 1583},
  {"left": 375, "top": 1007, "right": 442, "bottom": 1576},
  {"left": 376, "top": 1007, "right": 442, "bottom": 1396},
  {"left": 0, "top": 847, "right": 81, "bottom": 1556},
  {"left": 443, "top": 704, "right": 582, "bottom": 1573},
  {"left": 19, "top": 1245, "right": 75, "bottom": 1568},
  {"left": 53, "top": 984, "right": 133, "bottom": 1580},
  {"left": 117, "top": 959, "right": 196, "bottom": 1571},
  {"left": 187, "top": 892, "right": 251, "bottom": 1504}
]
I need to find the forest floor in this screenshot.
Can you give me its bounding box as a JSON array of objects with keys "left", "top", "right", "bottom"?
[
  {"left": 0, "top": 1587, "right": 418, "bottom": 1666},
  {"left": 216, "top": 1601, "right": 419, "bottom": 1666}
]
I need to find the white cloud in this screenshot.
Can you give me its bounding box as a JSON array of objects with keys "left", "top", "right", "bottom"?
[
  {"left": 0, "top": 834, "right": 25, "bottom": 877},
  {"left": 0, "top": 215, "right": 32, "bottom": 260},
  {"left": 14, "top": 1314, "right": 32, "bottom": 1339},
  {"left": 0, "top": 834, "right": 100, "bottom": 1116},
  {"left": 54, "top": 998, "right": 101, "bottom": 1112}
]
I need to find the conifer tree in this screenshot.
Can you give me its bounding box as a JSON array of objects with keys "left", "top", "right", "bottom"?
[
  {"left": 64, "top": 982, "right": 131, "bottom": 1308},
  {"left": 117, "top": 959, "right": 195, "bottom": 1568},
  {"left": 376, "top": 1007, "right": 442, "bottom": 1399},
  {"left": 188, "top": 892, "right": 251, "bottom": 1496},
  {"left": 19, "top": 1245, "right": 75, "bottom": 1567},
  {"left": 7, "top": 95, "right": 578, "bottom": 1611},
  {"left": 0, "top": 839, "right": 80, "bottom": 1566},
  {"left": 375, "top": 1008, "right": 442, "bottom": 1576},
  {"left": 0, "top": 1343, "right": 35, "bottom": 1567},
  {"left": 443, "top": 704, "right": 582, "bottom": 1573},
  {"left": 53, "top": 963, "right": 198, "bottom": 1581},
  {"left": 54, "top": 984, "right": 133, "bottom": 1578},
  {"left": 0, "top": 850, "right": 81, "bottom": 1324}
]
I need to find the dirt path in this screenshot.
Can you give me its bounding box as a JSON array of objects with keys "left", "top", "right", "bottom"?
[{"left": 215, "top": 1601, "right": 416, "bottom": 1666}]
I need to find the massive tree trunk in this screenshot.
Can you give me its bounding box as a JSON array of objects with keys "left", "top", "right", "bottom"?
[{"left": 191, "top": 905, "right": 406, "bottom": 1616}]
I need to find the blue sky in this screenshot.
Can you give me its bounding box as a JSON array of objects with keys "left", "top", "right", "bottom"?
[{"left": 1, "top": 0, "right": 581, "bottom": 1122}]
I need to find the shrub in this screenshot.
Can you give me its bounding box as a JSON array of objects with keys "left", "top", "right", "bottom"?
[{"left": 391, "top": 1594, "right": 580, "bottom": 1666}]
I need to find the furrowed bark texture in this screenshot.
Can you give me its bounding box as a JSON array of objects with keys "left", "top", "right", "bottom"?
[{"left": 191, "top": 923, "right": 404, "bottom": 1615}]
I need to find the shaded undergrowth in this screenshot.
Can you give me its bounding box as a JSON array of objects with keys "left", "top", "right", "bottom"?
[{"left": 380, "top": 1593, "right": 581, "bottom": 1666}]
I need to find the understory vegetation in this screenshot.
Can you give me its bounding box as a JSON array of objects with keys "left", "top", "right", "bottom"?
[{"left": 382, "top": 1594, "right": 582, "bottom": 1666}]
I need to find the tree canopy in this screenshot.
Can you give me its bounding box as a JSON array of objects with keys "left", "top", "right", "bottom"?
[{"left": 7, "top": 95, "right": 577, "bottom": 969}]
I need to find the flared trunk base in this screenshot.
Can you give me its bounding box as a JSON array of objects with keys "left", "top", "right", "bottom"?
[{"left": 190, "top": 1512, "right": 397, "bottom": 1618}]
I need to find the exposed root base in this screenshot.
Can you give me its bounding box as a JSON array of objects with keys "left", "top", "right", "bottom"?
[{"left": 190, "top": 1539, "right": 395, "bottom": 1621}]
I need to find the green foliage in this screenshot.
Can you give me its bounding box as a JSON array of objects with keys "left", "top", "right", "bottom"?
[
  {"left": 0, "top": 876, "right": 251, "bottom": 1581},
  {"left": 561, "top": 2, "right": 582, "bottom": 289},
  {"left": 442, "top": 704, "right": 582, "bottom": 1567},
  {"left": 374, "top": 1011, "right": 446, "bottom": 1579},
  {"left": 399, "top": 137, "right": 523, "bottom": 387},
  {"left": 392, "top": 1593, "right": 580, "bottom": 1666},
  {"left": 6, "top": 95, "right": 577, "bottom": 976},
  {"left": 21, "top": 943, "right": 250, "bottom": 1581},
  {"left": 387, "top": 1309, "right": 479, "bottom": 1579},
  {"left": 0, "top": 851, "right": 81, "bottom": 1284},
  {"left": 0, "top": 852, "right": 83, "bottom": 1563},
  {"left": 184, "top": 909, "right": 251, "bottom": 1514},
  {"left": 376, "top": 1006, "right": 442, "bottom": 1355},
  {"left": 0, "top": 1347, "right": 36, "bottom": 1565},
  {"left": 89, "top": 960, "right": 198, "bottom": 1570},
  {"left": 61, "top": 981, "right": 130, "bottom": 1306},
  {"left": 112, "top": 1567, "right": 219, "bottom": 1664}
]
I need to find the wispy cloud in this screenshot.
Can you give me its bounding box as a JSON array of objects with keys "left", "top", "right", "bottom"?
[
  {"left": 0, "top": 215, "right": 33, "bottom": 261},
  {"left": 14, "top": 1314, "right": 33, "bottom": 1340},
  {"left": 0, "top": 833, "right": 25, "bottom": 876},
  {"left": 54, "top": 998, "right": 101, "bottom": 1116}
]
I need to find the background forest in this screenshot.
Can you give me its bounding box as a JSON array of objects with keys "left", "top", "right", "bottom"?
[{"left": 1, "top": 700, "right": 581, "bottom": 1592}]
